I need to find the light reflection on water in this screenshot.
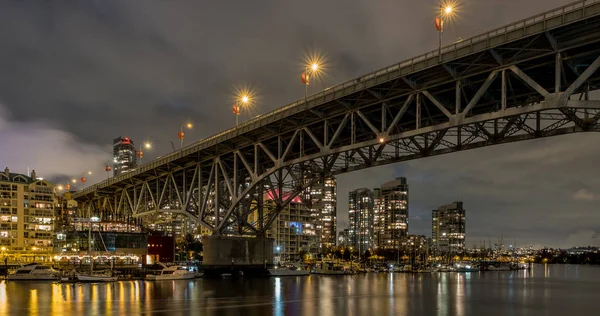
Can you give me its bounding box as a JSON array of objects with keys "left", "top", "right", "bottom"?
[{"left": 0, "top": 264, "right": 598, "bottom": 315}]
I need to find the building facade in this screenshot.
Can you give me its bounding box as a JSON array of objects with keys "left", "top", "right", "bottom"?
[
  {"left": 432, "top": 201, "right": 466, "bottom": 254},
  {"left": 348, "top": 188, "right": 374, "bottom": 254},
  {"left": 304, "top": 177, "right": 337, "bottom": 250},
  {"left": 271, "top": 203, "right": 319, "bottom": 261},
  {"left": 113, "top": 137, "right": 137, "bottom": 176},
  {"left": 0, "top": 168, "right": 56, "bottom": 259},
  {"left": 373, "top": 177, "right": 409, "bottom": 249}
]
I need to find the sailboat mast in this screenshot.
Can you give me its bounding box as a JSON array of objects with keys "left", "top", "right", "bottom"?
[{"left": 89, "top": 207, "right": 93, "bottom": 274}]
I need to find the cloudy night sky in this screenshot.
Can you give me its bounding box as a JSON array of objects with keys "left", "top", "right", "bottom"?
[{"left": 0, "top": 0, "right": 598, "bottom": 249}]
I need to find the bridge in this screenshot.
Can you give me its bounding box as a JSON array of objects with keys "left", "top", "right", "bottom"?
[{"left": 73, "top": 0, "right": 600, "bottom": 265}]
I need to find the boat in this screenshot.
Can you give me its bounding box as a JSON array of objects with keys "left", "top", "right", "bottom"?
[
  {"left": 7, "top": 263, "right": 60, "bottom": 281},
  {"left": 268, "top": 266, "right": 310, "bottom": 276},
  {"left": 433, "top": 264, "right": 456, "bottom": 272},
  {"left": 455, "top": 263, "right": 480, "bottom": 272},
  {"left": 75, "top": 215, "right": 117, "bottom": 282},
  {"left": 77, "top": 270, "right": 118, "bottom": 282},
  {"left": 311, "top": 261, "right": 354, "bottom": 275},
  {"left": 146, "top": 263, "right": 196, "bottom": 280},
  {"left": 487, "top": 263, "right": 512, "bottom": 271}
]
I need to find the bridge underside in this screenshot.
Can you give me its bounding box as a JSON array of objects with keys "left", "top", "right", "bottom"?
[{"left": 75, "top": 2, "right": 600, "bottom": 237}]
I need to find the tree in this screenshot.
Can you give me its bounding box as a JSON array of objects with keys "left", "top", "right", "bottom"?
[{"left": 176, "top": 234, "right": 203, "bottom": 261}]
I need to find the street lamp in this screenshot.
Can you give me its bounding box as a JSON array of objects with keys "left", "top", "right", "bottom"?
[
  {"left": 178, "top": 123, "right": 193, "bottom": 149},
  {"left": 137, "top": 141, "right": 153, "bottom": 165},
  {"left": 302, "top": 60, "right": 322, "bottom": 105},
  {"left": 436, "top": 2, "right": 455, "bottom": 61},
  {"left": 80, "top": 174, "right": 87, "bottom": 190},
  {"left": 105, "top": 164, "right": 111, "bottom": 180},
  {"left": 232, "top": 93, "right": 251, "bottom": 127}
]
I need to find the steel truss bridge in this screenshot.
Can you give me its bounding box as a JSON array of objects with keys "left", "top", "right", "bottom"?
[{"left": 74, "top": 0, "right": 600, "bottom": 236}]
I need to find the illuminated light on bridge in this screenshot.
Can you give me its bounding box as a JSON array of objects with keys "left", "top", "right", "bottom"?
[{"left": 73, "top": 0, "right": 600, "bottom": 243}]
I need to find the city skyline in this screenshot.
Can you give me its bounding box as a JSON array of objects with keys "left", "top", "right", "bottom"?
[{"left": 0, "top": 0, "right": 599, "bottom": 248}]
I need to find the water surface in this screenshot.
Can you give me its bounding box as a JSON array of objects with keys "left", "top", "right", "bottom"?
[{"left": 0, "top": 264, "right": 598, "bottom": 315}]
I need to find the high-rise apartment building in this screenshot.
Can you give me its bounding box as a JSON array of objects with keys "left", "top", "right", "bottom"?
[
  {"left": 432, "top": 201, "right": 466, "bottom": 254},
  {"left": 246, "top": 190, "right": 319, "bottom": 261},
  {"left": 304, "top": 177, "right": 337, "bottom": 250},
  {"left": 348, "top": 188, "right": 374, "bottom": 254},
  {"left": 373, "top": 177, "right": 409, "bottom": 249},
  {"left": 113, "top": 137, "right": 137, "bottom": 176},
  {"left": 0, "top": 168, "right": 56, "bottom": 256}
]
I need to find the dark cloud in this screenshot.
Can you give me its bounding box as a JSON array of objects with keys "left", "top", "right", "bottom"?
[{"left": 0, "top": 0, "right": 597, "bottom": 247}]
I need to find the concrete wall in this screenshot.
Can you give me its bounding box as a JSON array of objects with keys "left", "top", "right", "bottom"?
[{"left": 202, "top": 236, "right": 274, "bottom": 266}]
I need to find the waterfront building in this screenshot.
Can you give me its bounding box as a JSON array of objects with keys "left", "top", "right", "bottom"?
[
  {"left": 304, "top": 177, "right": 337, "bottom": 250},
  {"left": 0, "top": 168, "right": 56, "bottom": 260},
  {"left": 113, "top": 136, "right": 137, "bottom": 176},
  {"left": 432, "top": 201, "right": 466, "bottom": 254},
  {"left": 247, "top": 189, "right": 319, "bottom": 261},
  {"left": 53, "top": 230, "right": 146, "bottom": 265},
  {"left": 348, "top": 188, "right": 374, "bottom": 254},
  {"left": 373, "top": 177, "right": 409, "bottom": 249},
  {"left": 269, "top": 192, "right": 319, "bottom": 261}
]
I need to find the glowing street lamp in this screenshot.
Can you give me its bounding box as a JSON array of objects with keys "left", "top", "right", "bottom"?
[
  {"left": 233, "top": 93, "right": 251, "bottom": 127},
  {"left": 436, "top": 2, "right": 455, "bottom": 61},
  {"left": 137, "top": 141, "right": 153, "bottom": 165},
  {"left": 302, "top": 60, "right": 322, "bottom": 105},
  {"left": 178, "top": 123, "right": 193, "bottom": 149}
]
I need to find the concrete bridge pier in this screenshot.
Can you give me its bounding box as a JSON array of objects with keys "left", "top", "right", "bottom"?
[{"left": 201, "top": 235, "right": 274, "bottom": 278}]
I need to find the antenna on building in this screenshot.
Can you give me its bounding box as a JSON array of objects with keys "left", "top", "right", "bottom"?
[{"left": 27, "top": 167, "right": 30, "bottom": 177}]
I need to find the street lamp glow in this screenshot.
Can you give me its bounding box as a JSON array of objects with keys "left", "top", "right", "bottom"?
[
  {"left": 87, "top": 171, "right": 92, "bottom": 175},
  {"left": 186, "top": 123, "right": 193, "bottom": 129},
  {"left": 241, "top": 95, "right": 249, "bottom": 104},
  {"left": 143, "top": 141, "right": 152, "bottom": 150},
  {"left": 311, "top": 63, "right": 319, "bottom": 72},
  {"left": 71, "top": 179, "right": 77, "bottom": 183},
  {"left": 57, "top": 185, "right": 64, "bottom": 191},
  {"left": 444, "top": 6, "right": 453, "bottom": 14}
]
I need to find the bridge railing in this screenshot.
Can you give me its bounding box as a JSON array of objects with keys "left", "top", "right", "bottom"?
[{"left": 74, "top": 0, "right": 599, "bottom": 198}]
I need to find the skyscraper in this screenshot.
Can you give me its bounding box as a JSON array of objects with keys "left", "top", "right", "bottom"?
[
  {"left": 374, "top": 177, "right": 409, "bottom": 249},
  {"left": 432, "top": 201, "right": 466, "bottom": 254},
  {"left": 304, "top": 177, "right": 337, "bottom": 250},
  {"left": 113, "top": 137, "right": 137, "bottom": 176},
  {"left": 348, "top": 188, "right": 374, "bottom": 254}
]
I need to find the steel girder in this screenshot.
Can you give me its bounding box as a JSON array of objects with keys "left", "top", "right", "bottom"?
[{"left": 75, "top": 2, "right": 600, "bottom": 236}]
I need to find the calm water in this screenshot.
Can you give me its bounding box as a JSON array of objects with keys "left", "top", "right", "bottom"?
[{"left": 0, "top": 264, "right": 598, "bottom": 315}]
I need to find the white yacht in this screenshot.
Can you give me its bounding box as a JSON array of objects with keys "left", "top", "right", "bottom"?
[
  {"left": 146, "top": 263, "right": 196, "bottom": 281},
  {"left": 7, "top": 264, "right": 60, "bottom": 281}
]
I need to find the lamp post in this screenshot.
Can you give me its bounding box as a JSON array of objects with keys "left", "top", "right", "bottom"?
[
  {"left": 137, "top": 141, "right": 152, "bottom": 165},
  {"left": 105, "top": 164, "right": 111, "bottom": 180},
  {"left": 436, "top": 3, "right": 454, "bottom": 62},
  {"left": 80, "top": 175, "right": 87, "bottom": 190},
  {"left": 302, "top": 62, "right": 320, "bottom": 106},
  {"left": 178, "top": 123, "right": 193, "bottom": 149},
  {"left": 233, "top": 94, "right": 251, "bottom": 127}
]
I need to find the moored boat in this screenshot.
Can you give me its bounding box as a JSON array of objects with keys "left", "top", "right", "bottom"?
[
  {"left": 146, "top": 263, "right": 196, "bottom": 281},
  {"left": 268, "top": 266, "right": 310, "bottom": 276},
  {"left": 7, "top": 263, "right": 60, "bottom": 281},
  {"left": 311, "top": 261, "right": 354, "bottom": 275},
  {"left": 77, "top": 270, "right": 118, "bottom": 282}
]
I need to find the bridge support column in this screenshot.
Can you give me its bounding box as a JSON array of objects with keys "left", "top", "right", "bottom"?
[{"left": 201, "top": 235, "right": 274, "bottom": 277}]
